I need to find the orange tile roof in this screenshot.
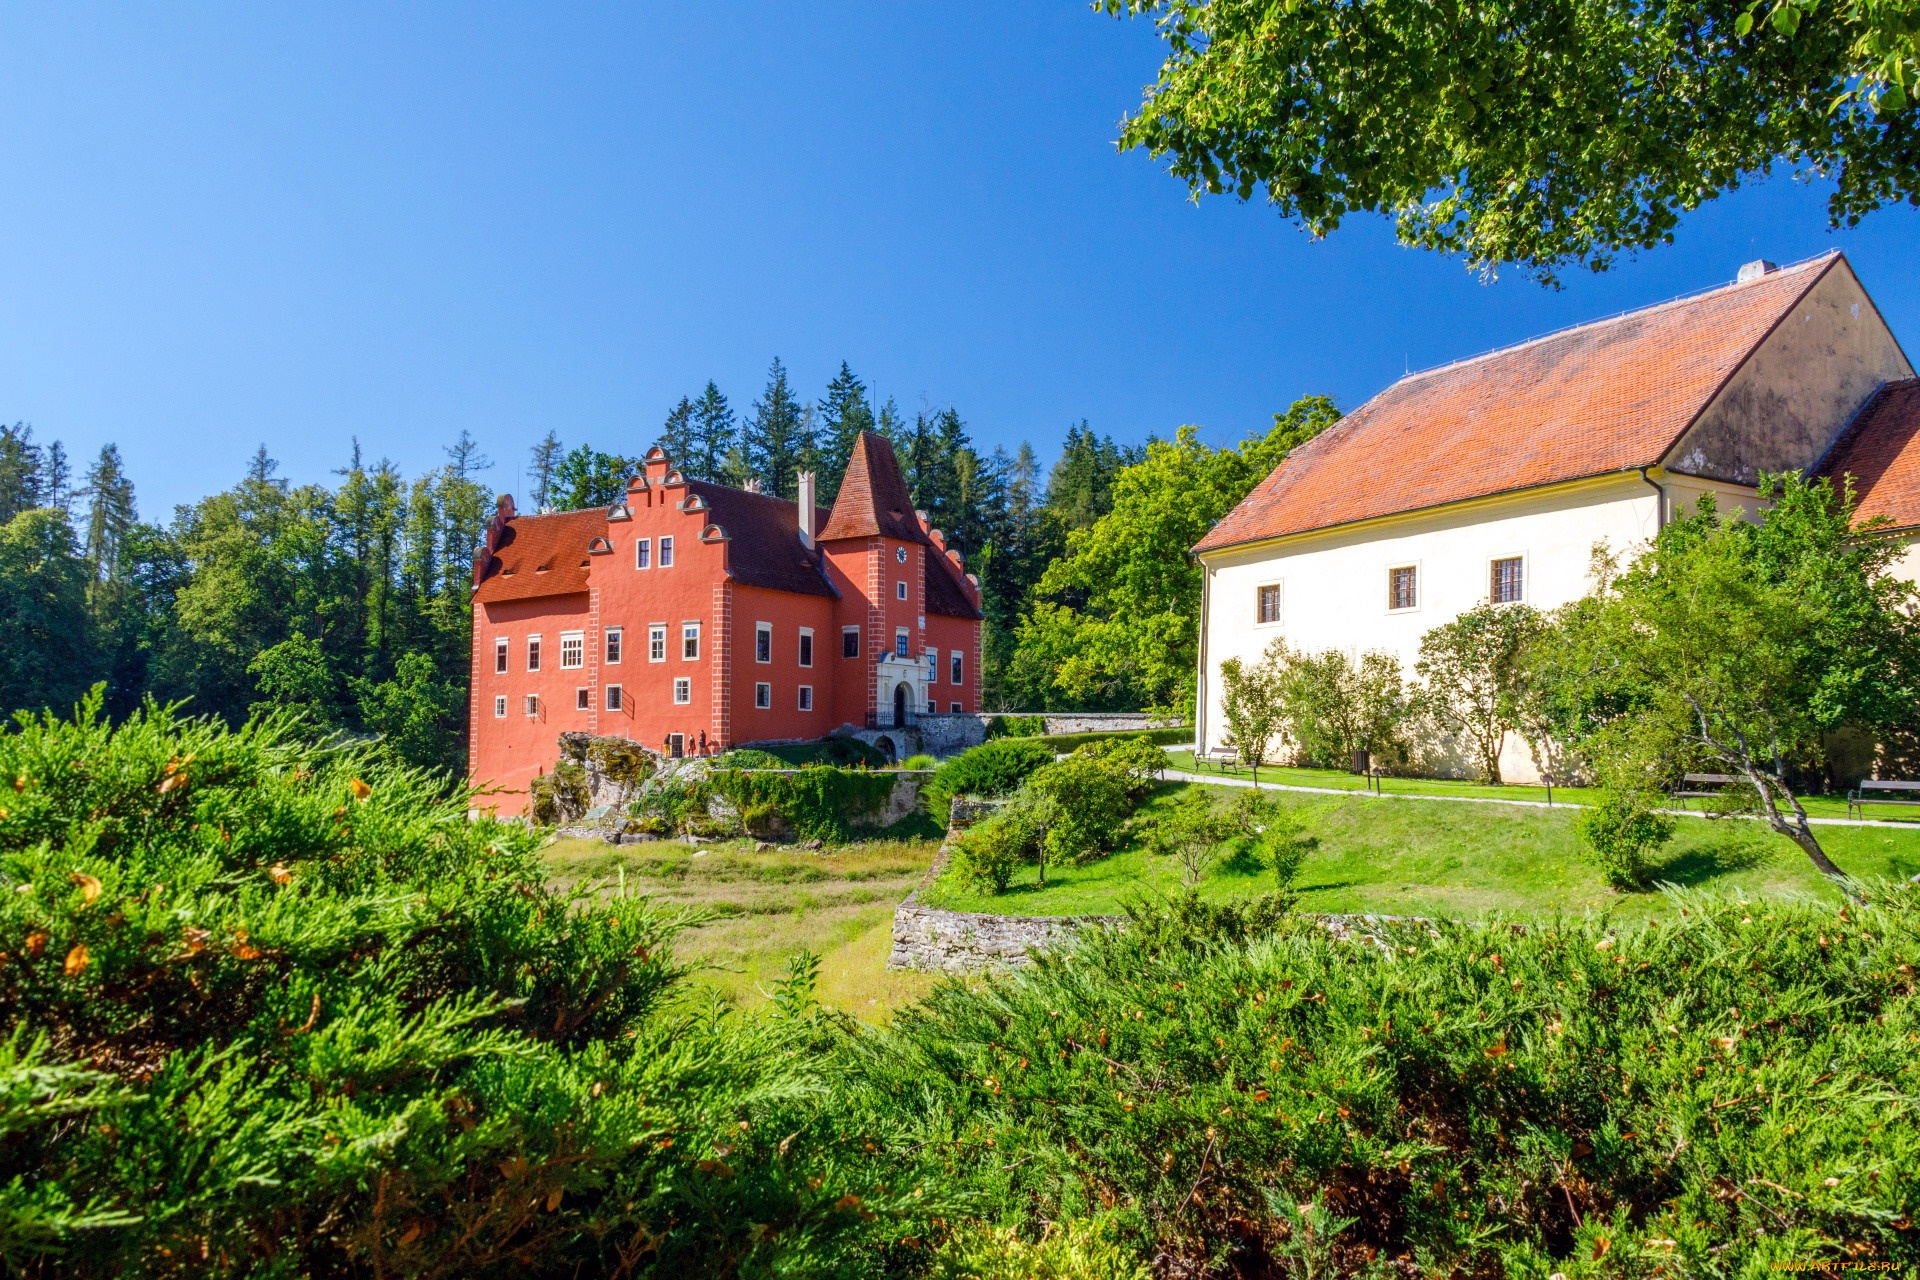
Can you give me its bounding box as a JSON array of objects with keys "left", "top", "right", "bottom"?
[
  {"left": 818, "top": 432, "right": 923, "bottom": 542},
  {"left": 1195, "top": 254, "right": 1841, "bottom": 553},
  {"left": 472, "top": 507, "right": 603, "bottom": 603},
  {"left": 1816, "top": 379, "right": 1920, "bottom": 531}
]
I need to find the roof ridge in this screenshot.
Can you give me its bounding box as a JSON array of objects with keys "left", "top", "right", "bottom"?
[{"left": 1393, "top": 250, "right": 1841, "bottom": 388}]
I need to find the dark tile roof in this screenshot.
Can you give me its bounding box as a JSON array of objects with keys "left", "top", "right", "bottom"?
[
  {"left": 819, "top": 432, "right": 923, "bottom": 542},
  {"left": 925, "top": 550, "right": 982, "bottom": 620},
  {"left": 1816, "top": 379, "right": 1920, "bottom": 531},
  {"left": 686, "top": 481, "right": 837, "bottom": 598},
  {"left": 1196, "top": 254, "right": 1840, "bottom": 553},
  {"left": 472, "top": 508, "right": 602, "bottom": 603}
]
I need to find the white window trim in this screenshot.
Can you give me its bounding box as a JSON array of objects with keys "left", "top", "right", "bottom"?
[
  {"left": 755, "top": 621, "right": 772, "bottom": 664},
  {"left": 1488, "top": 553, "right": 1528, "bottom": 605},
  {"left": 949, "top": 701, "right": 962, "bottom": 713},
  {"left": 1254, "top": 580, "right": 1284, "bottom": 627},
  {"left": 494, "top": 637, "right": 509, "bottom": 674},
  {"left": 926, "top": 696, "right": 937, "bottom": 714},
  {"left": 1386, "top": 562, "right": 1422, "bottom": 615},
  {"left": 659, "top": 535, "right": 674, "bottom": 567},
  {"left": 575, "top": 686, "right": 590, "bottom": 710},
  {"left": 896, "top": 581, "right": 908, "bottom": 600},
  {"left": 526, "top": 634, "right": 543, "bottom": 671},
  {"left": 649, "top": 623, "right": 667, "bottom": 663},
  {"left": 925, "top": 647, "right": 938, "bottom": 682},
  {"left": 798, "top": 627, "right": 814, "bottom": 668},
  {"left": 605, "top": 683, "right": 623, "bottom": 711},
  {"left": 842, "top": 626, "right": 860, "bottom": 658},
  {"left": 559, "top": 630, "right": 585, "bottom": 670},
  {"left": 523, "top": 693, "right": 540, "bottom": 716},
  {"left": 605, "top": 626, "right": 623, "bottom": 664},
  {"left": 894, "top": 628, "right": 909, "bottom": 658},
  {"left": 682, "top": 621, "right": 700, "bottom": 660},
  {"left": 754, "top": 681, "right": 771, "bottom": 709},
  {"left": 635, "top": 537, "right": 652, "bottom": 570},
  {"left": 673, "top": 677, "right": 692, "bottom": 705},
  {"left": 949, "top": 650, "right": 963, "bottom": 685},
  {"left": 798, "top": 684, "right": 813, "bottom": 711},
  {"left": 493, "top": 695, "right": 507, "bottom": 718}
]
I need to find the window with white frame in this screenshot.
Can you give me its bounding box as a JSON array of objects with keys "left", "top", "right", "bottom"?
[
  {"left": 649, "top": 624, "right": 666, "bottom": 662},
  {"left": 798, "top": 685, "right": 813, "bottom": 711},
  {"left": 1257, "top": 583, "right": 1282, "bottom": 624},
  {"left": 926, "top": 696, "right": 937, "bottom": 714},
  {"left": 605, "top": 684, "right": 623, "bottom": 711},
  {"left": 494, "top": 637, "right": 508, "bottom": 674},
  {"left": 523, "top": 694, "right": 539, "bottom": 716},
  {"left": 1490, "top": 556, "right": 1525, "bottom": 604},
  {"left": 526, "top": 635, "right": 542, "bottom": 671},
  {"left": 949, "top": 701, "right": 962, "bottom": 713},
  {"left": 894, "top": 629, "right": 909, "bottom": 658},
  {"left": 950, "top": 651, "right": 963, "bottom": 685},
  {"left": 659, "top": 536, "right": 674, "bottom": 566},
  {"left": 754, "top": 682, "right": 771, "bottom": 709},
  {"left": 682, "top": 622, "right": 700, "bottom": 660},
  {"left": 493, "top": 695, "right": 507, "bottom": 718},
  {"left": 842, "top": 626, "right": 860, "bottom": 658},
  {"left": 798, "top": 628, "right": 813, "bottom": 667},
  {"left": 605, "top": 627, "right": 623, "bottom": 664},
  {"left": 896, "top": 581, "right": 908, "bottom": 600},
  {"left": 673, "top": 677, "right": 691, "bottom": 704},
  {"left": 1388, "top": 565, "right": 1418, "bottom": 611},
  {"left": 925, "top": 648, "right": 938, "bottom": 682},
  {"left": 635, "top": 537, "right": 651, "bottom": 569},
  {"left": 575, "top": 687, "right": 590, "bottom": 710},
  {"left": 755, "top": 622, "right": 771, "bottom": 663},
  {"left": 559, "top": 631, "right": 584, "bottom": 669}
]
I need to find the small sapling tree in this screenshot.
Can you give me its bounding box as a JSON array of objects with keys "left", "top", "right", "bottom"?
[
  {"left": 1414, "top": 602, "right": 1544, "bottom": 783},
  {"left": 1218, "top": 639, "right": 1290, "bottom": 769}
]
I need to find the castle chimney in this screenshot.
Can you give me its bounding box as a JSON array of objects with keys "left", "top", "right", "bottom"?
[
  {"left": 796, "top": 471, "right": 816, "bottom": 549},
  {"left": 1737, "top": 259, "right": 1779, "bottom": 283},
  {"left": 743, "top": 477, "right": 763, "bottom": 495}
]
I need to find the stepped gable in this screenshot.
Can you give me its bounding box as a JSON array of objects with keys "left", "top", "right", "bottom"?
[
  {"left": 686, "top": 480, "right": 837, "bottom": 597},
  {"left": 1197, "top": 252, "right": 1841, "bottom": 553},
  {"left": 473, "top": 507, "right": 604, "bottom": 603},
  {"left": 1816, "top": 378, "right": 1920, "bottom": 532},
  {"left": 818, "top": 431, "right": 924, "bottom": 542}
]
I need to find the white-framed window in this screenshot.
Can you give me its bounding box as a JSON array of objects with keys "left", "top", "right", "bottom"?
[
  {"left": 925, "top": 648, "right": 938, "bottom": 682},
  {"left": 1387, "top": 564, "right": 1419, "bottom": 612},
  {"left": 493, "top": 695, "right": 507, "bottom": 718},
  {"left": 949, "top": 701, "right": 962, "bottom": 713},
  {"left": 1256, "top": 582, "right": 1282, "bottom": 625},
  {"left": 798, "top": 628, "right": 813, "bottom": 668},
  {"left": 673, "top": 677, "right": 691, "bottom": 704},
  {"left": 950, "top": 651, "right": 963, "bottom": 685},
  {"left": 682, "top": 622, "right": 700, "bottom": 660},
  {"left": 842, "top": 626, "right": 860, "bottom": 658},
  {"left": 635, "top": 538, "right": 652, "bottom": 569},
  {"left": 1490, "top": 556, "right": 1525, "bottom": 604},
  {"left": 798, "top": 684, "right": 813, "bottom": 711},
  {"left": 668, "top": 732, "right": 685, "bottom": 759},
  {"left": 659, "top": 536, "right": 674, "bottom": 567},
  {"left": 605, "top": 627, "right": 623, "bottom": 664},
  {"left": 897, "top": 581, "right": 909, "bottom": 600},
  {"left": 926, "top": 696, "right": 937, "bottom": 714},
  {"left": 754, "top": 682, "right": 771, "bottom": 709},
  {"left": 494, "top": 637, "right": 509, "bottom": 674},
  {"left": 575, "top": 686, "right": 590, "bottom": 710},
  {"left": 559, "top": 631, "right": 584, "bottom": 670},
  {"left": 526, "top": 635, "right": 542, "bottom": 671},
  {"left": 755, "top": 622, "right": 772, "bottom": 664},
  {"left": 894, "top": 629, "right": 909, "bottom": 658},
  {"left": 606, "top": 684, "right": 623, "bottom": 711},
  {"left": 523, "top": 693, "right": 539, "bottom": 716},
  {"left": 649, "top": 624, "right": 667, "bottom": 662}
]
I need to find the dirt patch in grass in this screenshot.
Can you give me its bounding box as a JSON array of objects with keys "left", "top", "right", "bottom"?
[{"left": 544, "top": 834, "right": 939, "bottom": 1020}]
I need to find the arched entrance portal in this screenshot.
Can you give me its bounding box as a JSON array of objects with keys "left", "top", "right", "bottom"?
[{"left": 892, "top": 682, "right": 911, "bottom": 728}]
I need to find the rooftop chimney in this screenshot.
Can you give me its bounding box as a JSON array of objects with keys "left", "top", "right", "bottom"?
[
  {"left": 796, "top": 471, "right": 816, "bottom": 549},
  {"left": 742, "top": 477, "right": 762, "bottom": 495},
  {"left": 1737, "top": 259, "right": 1779, "bottom": 283}
]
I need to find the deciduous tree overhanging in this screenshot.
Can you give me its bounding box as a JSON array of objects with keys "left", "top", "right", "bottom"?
[{"left": 1100, "top": 0, "right": 1920, "bottom": 280}]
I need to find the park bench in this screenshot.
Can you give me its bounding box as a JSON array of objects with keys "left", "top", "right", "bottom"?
[
  {"left": 1669, "top": 773, "right": 1744, "bottom": 810},
  {"left": 1848, "top": 779, "right": 1920, "bottom": 819},
  {"left": 1197, "top": 746, "right": 1240, "bottom": 773}
]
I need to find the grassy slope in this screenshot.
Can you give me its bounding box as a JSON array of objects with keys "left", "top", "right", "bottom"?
[
  {"left": 545, "top": 835, "right": 940, "bottom": 1021},
  {"left": 924, "top": 782, "right": 1920, "bottom": 923}
]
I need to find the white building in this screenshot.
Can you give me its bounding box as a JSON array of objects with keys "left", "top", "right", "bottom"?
[{"left": 1193, "top": 252, "right": 1918, "bottom": 782}]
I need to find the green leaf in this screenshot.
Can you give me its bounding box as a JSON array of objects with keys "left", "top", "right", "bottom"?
[{"left": 1770, "top": 4, "right": 1801, "bottom": 36}]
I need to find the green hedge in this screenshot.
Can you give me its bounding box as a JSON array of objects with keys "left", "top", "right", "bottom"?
[
  {"left": 708, "top": 765, "right": 900, "bottom": 842},
  {"left": 1029, "top": 725, "right": 1191, "bottom": 751}
]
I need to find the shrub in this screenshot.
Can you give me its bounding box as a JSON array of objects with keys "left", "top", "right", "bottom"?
[
  {"left": 949, "top": 807, "right": 1043, "bottom": 894},
  {"left": 708, "top": 765, "right": 899, "bottom": 842},
  {"left": 984, "top": 714, "right": 1046, "bottom": 740},
  {"left": 900, "top": 753, "right": 938, "bottom": 770},
  {"left": 625, "top": 776, "right": 710, "bottom": 835},
  {"left": 1218, "top": 643, "right": 1289, "bottom": 767},
  {"left": 0, "top": 699, "right": 902, "bottom": 1277},
  {"left": 1575, "top": 786, "right": 1677, "bottom": 889},
  {"left": 1027, "top": 753, "right": 1132, "bottom": 865},
  {"left": 1280, "top": 647, "right": 1407, "bottom": 770},
  {"left": 923, "top": 739, "right": 1055, "bottom": 822},
  {"left": 1031, "top": 725, "right": 1190, "bottom": 751},
  {"left": 1138, "top": 788, "right": 1240, "bottom": 883},
  {"left": 715, "top": 747, "right": 788, "bottom": 769}
]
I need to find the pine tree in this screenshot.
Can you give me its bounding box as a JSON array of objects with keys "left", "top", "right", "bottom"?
[
  {"left": 689, "top": 382, "right": 735, "bottom": 483},
  {"left": 527, "top": 432, "right": 563, "bottom": 512},
  {"left": 815, "top": 363, "right": 873, "bottom": 501},
  {"left": 0, "top": 422, "right": 46, "bottom": 523},
  {"left": 743, "top": 357, "right": 809, "bottom": 497},
  {"left": 656, "top": 398, "right": 696, "bottom": 471},
  {"left": 444, "top": 429, "right": 492, "bottom": 482},
  {"left": 1045, "top": 422, "right": 1129, "bottom": 530},
  {"left": 245, "top": 445, "right": 285, "bottom": 490},
  {"left": 78, "top": 445, "right": 137, "bottom": 607},
  {"left": 43, "top": 442, "right": 71, "bottom": 516}
]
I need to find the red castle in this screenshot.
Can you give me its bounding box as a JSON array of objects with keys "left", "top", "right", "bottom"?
[{"left": 468, "top": 432, "right": 982, "bottom": 812}]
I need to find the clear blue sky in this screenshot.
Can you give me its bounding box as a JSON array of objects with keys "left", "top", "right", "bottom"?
[{"left": 3, "top": 3, "right": 1917, "bottom": 519}]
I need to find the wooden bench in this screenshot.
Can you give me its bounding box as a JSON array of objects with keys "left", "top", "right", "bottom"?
[
  {"left": 1848, "top": 779, "right": 1920, "bottom": 819},
  {"left": 1669, "top": 773, "right": 1744, "bottom": 809}
]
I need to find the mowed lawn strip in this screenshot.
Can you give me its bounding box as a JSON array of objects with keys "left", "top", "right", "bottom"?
[
  {"left": 544, "top": 835, "right": 940, "bottom": 1020},
  {"left": 1160, "top": 748, "right": 1920, "bottom": 823},
  {"left": 923, "top": 782, "right": 1920, "bottom": 924}
]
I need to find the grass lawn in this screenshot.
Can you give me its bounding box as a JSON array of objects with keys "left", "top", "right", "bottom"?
[
  {"left": 924, "top": 782, "right": 1920, "bottom": 925},
  {"left": 545, "top": 834, "right": 941, "bottom": 1021},
  {"left": 1161, "top": 749, "right": 1920, "bottom": 824}
]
